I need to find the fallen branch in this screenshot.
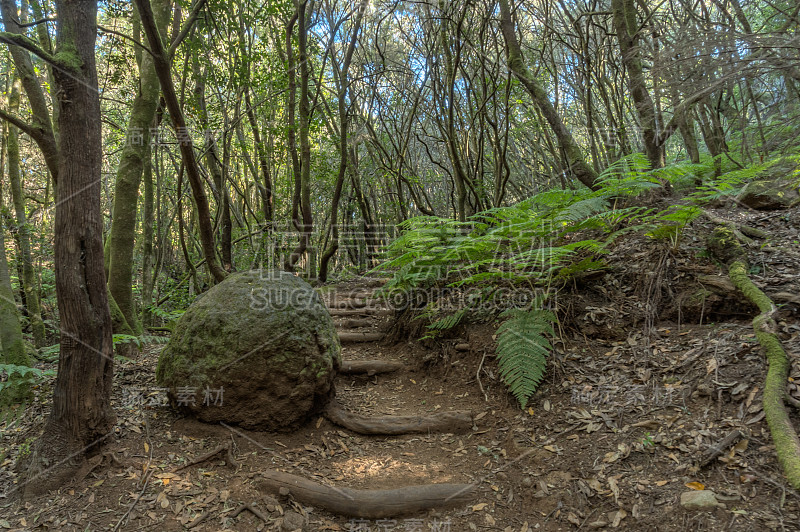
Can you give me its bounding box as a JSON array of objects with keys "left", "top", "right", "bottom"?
[
  {"left": 187, "top": 509, "right": 210, "bottom": 529},
  {"left": 698, "top": 430, "right": 745, "bottom": 468},
  {"left": 338, "top": 332, "right": 384, "bottom": 343},
  {"left": 325, "top": 399, "right": 472, "bottom": 435},
  {"left": 173, "top": 444, "right": 237, "bottom": 472},
  {"left": 255, "top": 469, "right": 474, "bottom": 518},
  {"left": 339, "top": 360, "right": 404, "bottom": 376},
  {"left": 230, "top": 503, "right": 269, "bottom": 523}
]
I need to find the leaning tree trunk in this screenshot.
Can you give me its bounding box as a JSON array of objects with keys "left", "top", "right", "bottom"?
[
  {"left": 498, "top": 0, "right": 599, "bottom": 190},
  {"left": 106, "top": 0, "right": 170, "bottom": 337},
  {"left": 135, "top": 0, "right": 227, "bottom": 284},
  {"left": 23, "top": 0, "right": 115, "bottom": 497}
]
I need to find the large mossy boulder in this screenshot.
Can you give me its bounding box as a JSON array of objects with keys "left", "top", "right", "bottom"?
[{"left": 156, "top": 270, "right": 340, "bottom": 430}]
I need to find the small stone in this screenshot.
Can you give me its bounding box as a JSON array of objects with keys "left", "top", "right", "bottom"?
[
  {"left": 521, "top": 476, "right": 533, "bottom": 487},
  {"left": 280, "top": 510, "right": 305, "bottom": 531},
  {"left": 496, "top": 472, "right": 508, "bottom": 480},
  {"left": 588, "top": 521, "right": 608, "bottom": 529},
  {"left": 680, "top": 490, "right": 722, "bottom": 511}
]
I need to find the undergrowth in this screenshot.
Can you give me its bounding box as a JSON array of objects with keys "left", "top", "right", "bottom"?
[{"left": 374, "top": 151, "right": 799, "bottom": 408}]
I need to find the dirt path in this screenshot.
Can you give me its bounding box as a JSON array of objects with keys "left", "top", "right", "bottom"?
[{"left": 2, "top": 272, "right": 799, "bottom": 530}]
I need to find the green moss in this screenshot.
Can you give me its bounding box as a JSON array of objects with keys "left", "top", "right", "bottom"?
[{"left": 728, "top": 259, "right": 800, "bottom": 490}]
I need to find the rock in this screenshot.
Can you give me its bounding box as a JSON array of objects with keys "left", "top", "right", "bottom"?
[
  {"left": 156, "top": 270, "right": 340, "bottom": 430},
  {"left": 280, "top": 510, "right": 306, "bottom": 531},
  {"left": 680, "top": 490, "right": 722, "bottom": 511},
  {"left": 736, "top": 158, "right": 800, "bottom": 210}
]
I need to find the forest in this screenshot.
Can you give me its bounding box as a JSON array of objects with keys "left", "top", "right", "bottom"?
[{"left": 1, "top": 0, "right": 800, "bottom": 529}]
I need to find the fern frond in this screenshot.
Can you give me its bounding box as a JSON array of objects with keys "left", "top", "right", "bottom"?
[
  {"left": 495, "top": 304, "right": 556, "bottom": 409},
  {"left": 427, "top": 308, "right": 467, "bottom": 331}
]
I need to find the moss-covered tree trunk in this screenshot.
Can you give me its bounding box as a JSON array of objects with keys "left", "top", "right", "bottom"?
[
  {"left": 6, "top": 73, "right": 45, "bottom": 347},
  {"left": 106, "top": 0, "right": 170, "bottom": 337},
  {"left": 286, "top": 1, "right": 314, "bottom": 273},
  {"left": 0, "top": 0, "right": 59, "bottom": 183},
  {"left": 0, "top": 208, "right": 27, "bottom": 368}
]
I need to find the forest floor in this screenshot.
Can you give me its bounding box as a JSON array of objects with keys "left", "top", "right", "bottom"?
[{"left": 1, "top": 204, "right": 800, "bottom": 531}]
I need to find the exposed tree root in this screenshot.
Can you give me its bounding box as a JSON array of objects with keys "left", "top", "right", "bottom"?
[
  {"left": 708, "top": 227, "right": 800, "bottom": 489},
  {"left": 338, "top": 332, "right": 384, "bottom": 343},
  {"left": 727, "top": 260, "right": 800, "bottom": 489},
  {"left": 339, "top": 360, "right": 404, "bottom": 376},
  {"left": 255, "top": 469, "right": 474, "bottom": 518},
  {"left": 325, "top": 399, "right": 473, "bottom": 435},
  {"left": 329, "top": 299, "right": 367, "bottom": 309}
]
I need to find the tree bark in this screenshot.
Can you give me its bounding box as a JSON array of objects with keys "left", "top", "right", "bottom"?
[
  {"left": 134, "top": 0, "right": 227, "bottom": 284},
  {"left": 23, "top": 0, "right": 115, "bottom": 497}
]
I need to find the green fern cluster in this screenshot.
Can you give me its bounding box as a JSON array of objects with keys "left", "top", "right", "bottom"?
[{"left": 376, "top": 153, "right": 714, "bottom": 408}]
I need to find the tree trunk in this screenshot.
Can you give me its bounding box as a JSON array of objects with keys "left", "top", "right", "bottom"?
[
  {"left": 0, "top": 0, "right": 59, "bottom": 183},
  {"left": 23, "top": 0, "right": 115, "bottom": 497},
  {"left": 611, "top": 0, "right": 664, "bottom": 169},
  {"left": 106, "top": 0, "right": 169, "bottom": 337},
  {"left": 0, "top": 201, "right": 27, "bottom": 367},
  {"left": 319, "top": 0, "right": 368, "bottom": 283},
  {"left": 286, "top": 1, "right": 314, "bottom": 273},
  {"left": 141, "top": 139, "right": 155, "bottom": 327},
  {"left": 498, "top": 0, "right": 599, "bottom": 190},
  {"left": 6, "top": 73, "right": 45, "bottom": 347},
  {"left": 134, "top": 0, "right": 227, "bottom": 284}
]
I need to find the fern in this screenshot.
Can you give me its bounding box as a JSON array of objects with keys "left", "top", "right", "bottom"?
[
  {"left": 427, "top": 308, "right": 466, "bottom": 331},
  {"left": 0, "top": 364, "right": 55, "bottom": 396},
  {"left": 495, "top": 300, "right": 556, "bottom": 409}
]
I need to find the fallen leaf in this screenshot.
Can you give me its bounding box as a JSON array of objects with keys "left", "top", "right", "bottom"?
[
  {"left": 608, "top": 477, "right": 620, "bottom": 503},
  {"left": 472, "top": 503, "right": 488, "bottom": 511},
  {"left": 611, "top": 508, "right": 627, "bottom": 527},
  {"left": 655, "top": 480, "right": 669, "bottom": 486},
  {"left": 706, "top": 358, "right": 718, "bottom": 374},
  {"left": 685, "top": 481, "right": 705, "bottom": 490}
]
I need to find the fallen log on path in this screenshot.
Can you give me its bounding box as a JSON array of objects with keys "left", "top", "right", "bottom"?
[
  {"left": 256, "top": 469, "right": 474, "bottom": 518},
  {"left": 328, "top": 308, "right": 392, "bottom": 317},
  {"left": 338, "top": 332, "right": 384, "bottom": 343},
  {"left": 328, "top": 299, "right": 367, "bottom": 309},
  {"left": 336, "top": 318, "right": 373, "bottom": 329},
  {"left": 325, "top": 399, "right": 472, "bottom": 435},
  {"left": 339, "top": 360, "right": 404, "bottom": 375}
]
